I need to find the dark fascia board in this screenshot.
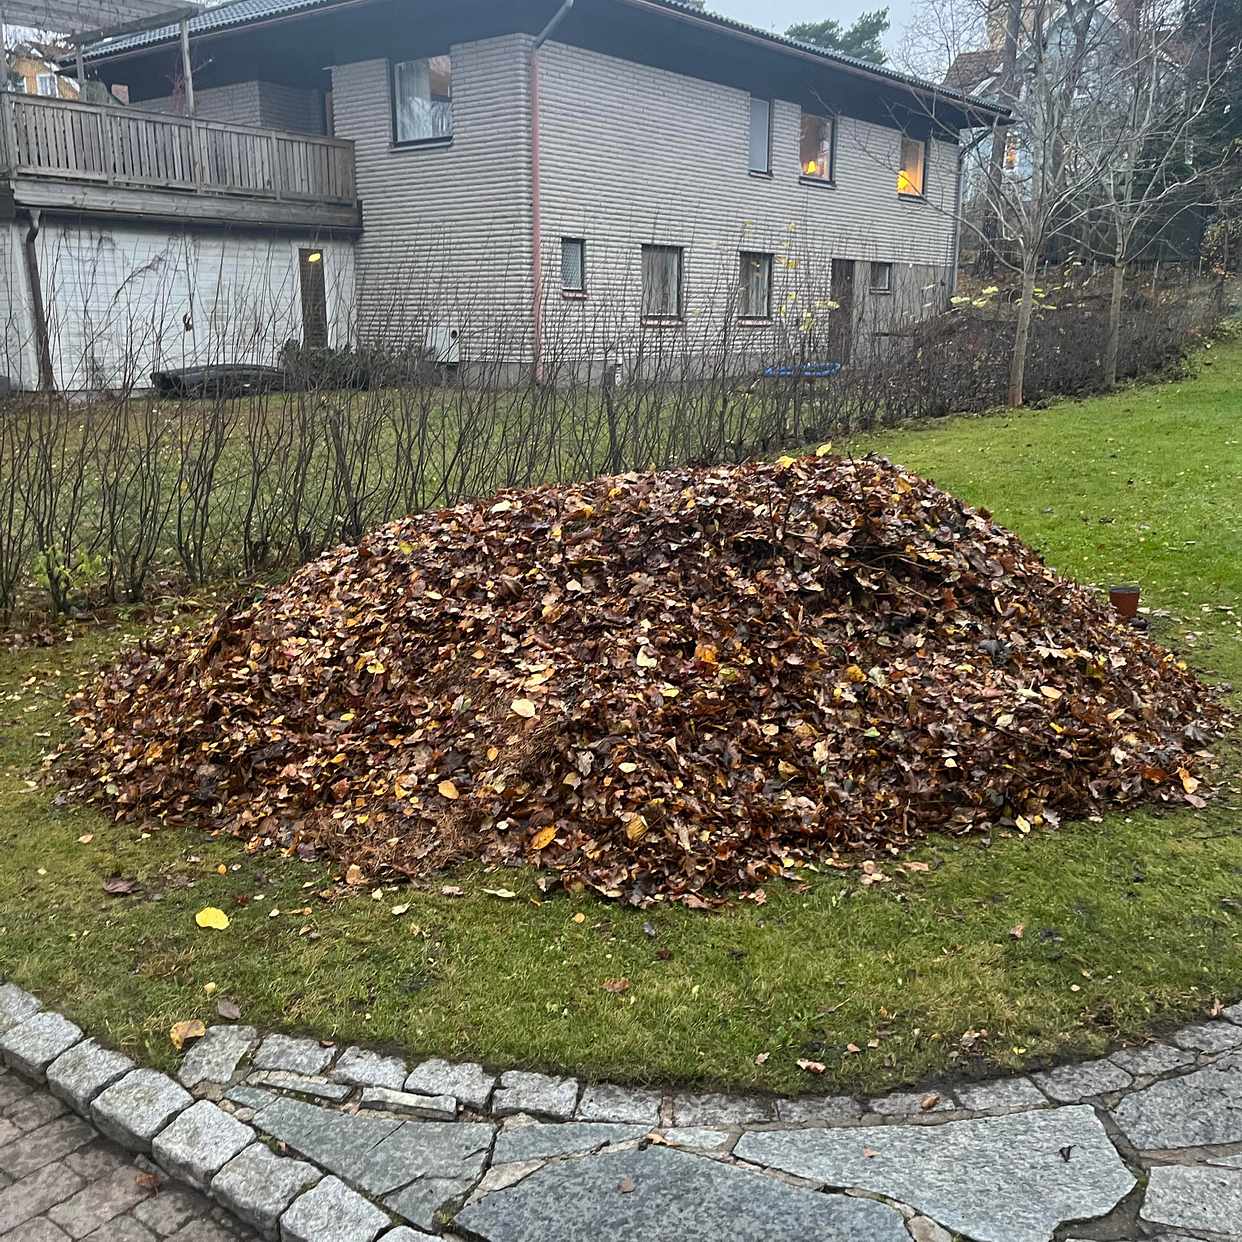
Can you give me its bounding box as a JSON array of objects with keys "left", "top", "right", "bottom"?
[{"left": 70, "top": 0, "right": 1012, "bottom": 124}]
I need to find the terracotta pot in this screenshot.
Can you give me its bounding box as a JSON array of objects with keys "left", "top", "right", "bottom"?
[{"left": 1109, "top": 584, "right": 1141, "bottom": 620}]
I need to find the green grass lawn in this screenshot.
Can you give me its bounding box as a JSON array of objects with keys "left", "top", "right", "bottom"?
[{"left": 1, "top": 337, "right": 1239, "bottom": 1097}]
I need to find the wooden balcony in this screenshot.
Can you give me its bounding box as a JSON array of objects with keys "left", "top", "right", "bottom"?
[{"left": 0, "top": 92, "right": 360, "bottom": 233}]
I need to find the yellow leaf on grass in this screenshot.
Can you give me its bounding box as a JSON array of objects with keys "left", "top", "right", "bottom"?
[
  {"left": 437, "top": 780, "right": 461, "bottom": 800},
  {"left": 195, "top": 907, "right": 230, "bottom": 931},
  {"left": 815, "top": 442, "right": 833, "bottom": 457},
  {"left": 484, "top": 888, "right": 517, "bottom": 899},
  {"left": 531, "top": 825, "right": 557, "bottom": 850},
  {"left": 169, "top": 1019, "right": 206, "bottom": 1051},
  {"left": 511, "top": 698, "right": 537, "bottom": 719}
]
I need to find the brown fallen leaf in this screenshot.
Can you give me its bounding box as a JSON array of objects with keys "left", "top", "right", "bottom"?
[
  {"left": 754, "top": 1051, "right": 770, "bottom": 1065},
  {"left": 102, "top": 876, "right": 137, "bottom": 896},
  {"left": 77, "top": 833, "right": 94, "bottom": 845},
  {"left": 169, "top": 1019, "right": 206, "bottom": 1051},
  {"left": 617, "top": 1175, "right": 637, "bottom": 1193},
  {"left": 437, "top": 780, "right": 460, "bottom": 800},
  {"left": 602, "top": 977, "right": 631, "bottom": 994},
  {"left": 1009, "top": 923, "right": 1026, "bottom": 940},
  {"left": 134, "top": 1170, "right": 162, "bottom": 1191},
  {"left": 345, "top": 864, "right": 365, "bottom": 886},
  {"left": 796, "top": 1059, "right": 826, "bottom": 1074},
  {"left": 919, "top": 1093, "right": 941, "bottom": 1112},
  {"left": 862, "top": 1146, "right": 880, "bottom": 1159}
]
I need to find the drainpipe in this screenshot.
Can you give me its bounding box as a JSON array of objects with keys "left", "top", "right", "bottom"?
[
  {"left": 529, "top": 0, "right": 575, "bottom": 385},
  {"left": 23, "top": 210, "right": 55, "bottom": 391}
]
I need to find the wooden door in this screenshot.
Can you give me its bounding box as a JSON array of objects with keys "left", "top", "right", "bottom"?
[{"left": 829, "top": 258, "right": 855, "bottom": 364}]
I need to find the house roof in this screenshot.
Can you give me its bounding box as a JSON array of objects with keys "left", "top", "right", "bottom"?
[
  {"left": 942, "top": 49, "right": 1002, "bottom": 95},
  {"left": 76, "top": 0, "right": 1010, "bottom": 118}
]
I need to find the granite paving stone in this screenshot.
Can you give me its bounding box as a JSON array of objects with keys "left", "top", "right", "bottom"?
[
  {"left": 244, "top": 1072, "right": 351, "bottom": 1103},
  {"left": 131, "top": 1182, "right": 215, "bottom": 1236},
  {"left": 332, "top": 1049, "right": 407, "bottom": 1091},
  {"left": 867, "top": 1088, "right": 957, "bottom": 1115},
  {"left": 1, "top": 1220, "right": 72, "bottom": 1241},
  {"left": 1223, "top": 1000, "right": 1242, "bottom": 1025},
  {"left": 0, "top": 1014, "right": 83, "bottom": 1080},
  {"left": 491, "top": 1072, "right": 577, "bottom": 1120},
  {"left": 0, "top": 1071, "right": 36, "bottom": 1109},
  {"left": 384, "top": 1177, "right": 473, "bottom": 1231},
  {"left": 1031, "top": 1058, "right": 1132, "bottom": 1102},
  {"left": 1107, "top": 1042, "right": 1197, "bottom": 1077},
  {"left": 358, "top": 1088, "right": 456, "bottom": 1120},
  {"left": 403, "top": 1061, "right": 494, "bottom": 1113},
  {"left": 9, "top": 1094, "right": 68, "bottom": 1134},
  {"left": 151, "top": 1102, "right": 254, "bottom": 1190},
  {"left": 91, "top": 1071, "right": 193, "bottom": 1152},
  {"left": 46, "top": 1164, "right": 156, "bottom": 1238},
  {"left": 670, "top": 1091, "right": 774, "bottom": 1127},
  {"left": 84, "top": 1219, "right": 157, "bottom": 1242},
  {"left": 1140, "top": 1163, "right": 1242, "bottom": 1233},
  {"left": 773, "top": 1095, "right": 862, "bottom": 1123},
  {"left": 63, "top": 1145, "right": 129, "bottom": 1182},
  {"left": 454, "top": 1145, "right": 908, "bottom": 1241},
  {"left": 250, "top": 1036, "right": 331, "bottom": 1078},
  {"left": 46, "top": 1042, "right": 135, "bottom": 1116},
  {"left": 250, "top": 1096, "right": 401, "bottom": 1175},
  {"left": 1112, "top": 1054, "right": 1242, "bottom": 1149},
  {"left": 176, "top": 1029, "right": 257, "bottom": 1092},
  {"left": 0, "top": 1115, "right": 96, "bottom": 1179},
  {"left": 0, "top": 1163, "right": 84, "bottom": 1233},
  {"left": 735, "top": 1105, "right": 1135, "bottom": 1242},
  {"left": 493, "top": 1122, "right": 645, "bottom": 1163},
  {"left": 211, "top": 1143, "right": 320, "bottom": 1239},
  {"left": 574, "top": 1084, "right": 662, "bottom": 1127},
  {"left": 0, "top": 985, "right": 42, "bottom": 1035},
  {"left": 955, "top": 1077, "right": 1049, "bottom": 1112},
  {"left": 470, "top": 1161, "right": 544, "bottom": 1201},
  {"left": 658, "top": 1127, "right": 732, "bottom": 1150},
  {"left": 278, "top": 1175, "right": 389, "bottom": 1242},
  {"left": 1168, "top": 1020, "right": 1242, "bottom": 1054},
  {"left": 336, "top": 1122, "right": 494, "bottom": 1197}
]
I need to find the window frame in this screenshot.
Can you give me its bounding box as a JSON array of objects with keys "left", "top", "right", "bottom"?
[
  {"left": 799, "top": 110, "right": 836, "bottom": 185},
  {"left": 737, "top": 250, "right": 773, "bottom": 322},
  {"left": 390, "top": 55, "right": 454, "bottom": 149},
  {"left": 640, "top": 244, "right": 685, "bottom": 324},
  {"left": 36, "top": 72, "right": 57, "bottom": 97},
  {"left": 898, "top": 135, "right": 928, "bottom": 199},
  {"left": 560, "top": 237, "right": 586, "bottom": 298},
  {"left": 748, "top": 96, "right": 772, "bottom": 176},
  {"left": 869, "top": 261, "right": 893, "bottom": 295}
]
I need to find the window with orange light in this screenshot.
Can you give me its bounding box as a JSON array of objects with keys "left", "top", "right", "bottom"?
[
  {"left": 799, "top": 112, "right": 834, "bottom": 182},
  {"left": 898, "top": 135, "right": 926, "bottom": 196}
]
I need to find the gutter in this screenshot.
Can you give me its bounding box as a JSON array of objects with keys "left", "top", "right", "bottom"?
[{"left": 529, "top": 0, "right": 575, "bottom": 385}]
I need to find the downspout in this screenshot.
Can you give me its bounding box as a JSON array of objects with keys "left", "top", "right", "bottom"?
[
  {"left": 529, "top": 0, "right": 575, "bottom": 385},
  {"left": 949, "top": 129, "right": 993, "bottom": 301},
  {"left": 23, "top": 210, "right": 55, "bottom": 391}
]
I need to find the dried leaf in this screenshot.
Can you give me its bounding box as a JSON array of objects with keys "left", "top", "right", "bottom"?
[
  {"left": 510, "top": 698, "right": 537, "bottom": 719},
  {"left": 796, "top": 1059, "right": 826, "bottom": 1074},
  {"left": 437, "top": 780, "right": 460, "bottom": 800},
  {"left": 602, "top": 977, "right": 631, "bottom": 993},
  {"left": 169, "top": 1019, "right": 206, "bottom": 1051},
  {"left": 194, "top": 906, "right": 229, "bottom": 930}
]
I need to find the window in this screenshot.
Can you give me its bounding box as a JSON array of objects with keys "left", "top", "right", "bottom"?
[
  {"left": 898, "top": 136, "right": 926, "bottom": 196},
  {"left": 36, "top": 73, "right": 57, "bottom": 97},
  {"left": 393, "top": 56, "right": 453, "bottom": 144},
  {"left": 800, "top": 111, "right": 834, "bottom": 181},
  {"left": 748, "top": 97, "right": 771, "bottom": 174},
  {"left": 869, "top": 261, "right": 893, "bottom": 294},
  {"left": 738, "top": 252, "right": 772, "bottom": 320},
  {"left": 561, "top": 238, "right": 585, "bottom": 294},
  {"left": 641, "top": 245, "right": 683, "bottom": 320}
]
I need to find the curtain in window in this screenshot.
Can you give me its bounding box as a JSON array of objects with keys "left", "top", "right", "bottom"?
[
  {"left": 642, "top": 246, "right": 681, "bottom": 318},
  {"left": 739, "top": 253, "right": 770, "bottom": 318},
  {"left": 395, "top": 57, "right": 453, "bottom": 143}
]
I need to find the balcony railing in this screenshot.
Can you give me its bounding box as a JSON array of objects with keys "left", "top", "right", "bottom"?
[{"left": 0, "top": 91, "right": 356, "bottom": 209}]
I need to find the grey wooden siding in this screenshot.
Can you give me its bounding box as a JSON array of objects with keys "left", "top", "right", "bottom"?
[
  {"left": 330, "top": 35, "right": 534, "bottom": 361},
  {"left": 535, "top": 40, "right": 957, "bottom": 355},
  {"left": 141, "top": 81, "right": 326, "bottom": 135}
]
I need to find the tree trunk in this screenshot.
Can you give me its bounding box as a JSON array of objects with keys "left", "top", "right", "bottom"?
[
  {"left": 1008, "top": 260, "right": 1037, "bottom": 408},
  {"left": 1104, "top": 260, "right": 1125, "bottom": 389}
]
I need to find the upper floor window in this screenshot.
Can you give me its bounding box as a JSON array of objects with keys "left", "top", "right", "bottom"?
[
  {"left": 641, "top": 244, "right": 683, "bottom": 321},
  {"left": 748, "top": 97, "right": 771, "bottom": 174},
  {"left": 898, "top": 136, "right": 926, "bottom": 196},
  {"left": 36, "top": 73, "right": 57, "bottom": 97},
  {"left": 393, "top": 56, "right": 453, "bottom": 145},
  {"left": 738, "top": 251, "right": 772, "bottom": 320},
  {"left": 800, "top": 111, "right": 834, "bottom": 181}
]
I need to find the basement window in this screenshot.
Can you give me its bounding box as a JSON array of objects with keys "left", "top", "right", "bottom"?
[{"left": 393, "top": 55, "right": 453, "bottom": 145}]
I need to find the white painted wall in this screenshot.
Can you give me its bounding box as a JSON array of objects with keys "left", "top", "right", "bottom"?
[{"left": 22, "top": 222, "right": 354, "bottom": 392}]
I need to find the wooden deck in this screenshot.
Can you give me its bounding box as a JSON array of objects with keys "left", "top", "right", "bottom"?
[{"left": 0, "top": 93, "right": 360, "bottom": 232}]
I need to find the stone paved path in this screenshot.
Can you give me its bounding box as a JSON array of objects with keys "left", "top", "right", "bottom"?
[{"left": 5, "top": 978, "right": 1242, "bottom": 1240}]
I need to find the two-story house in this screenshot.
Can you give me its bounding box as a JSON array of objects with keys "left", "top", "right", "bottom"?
[{"left": 0, "top": 0, "right": 1006, "bottom": 389}]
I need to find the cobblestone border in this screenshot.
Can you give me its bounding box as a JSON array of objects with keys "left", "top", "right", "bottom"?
[{"left": 5, "top": 975, "right": 1242, "bottom": 1240}]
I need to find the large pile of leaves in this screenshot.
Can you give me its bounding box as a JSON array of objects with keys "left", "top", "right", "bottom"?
[{"left": 66, "top": 454, "right": 1228, "bottom": 902}]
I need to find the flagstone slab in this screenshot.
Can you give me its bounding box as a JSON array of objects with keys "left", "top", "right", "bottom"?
[
  {"left": 1140, "top": 1164, "right": 1242, "bottom": 1234},
  {"left": 453, "top": 1145, "right": 908, "bottom": 1241},
  {"left": 385, "top": 1176, "right": 474, "bottom": 1231},
  {"left": 773, "top": 1095, "right": 862, "bottom": 1123},
  {"left": 1112, "top": 1055, "right": 1242, "bottom": 1149},
  {"left": 178, "top": 1025, "right": 258, "bottom": 1089},
  {"left": 253, "top": 1096, "right": 401, "bottom": 1173},
  {"left": 955, "top": 1077, "right": 1049, "bottom": 1113},
  {"left": 334, "top": 1047, "right": 407, "bottom": 1091},
  {"left": 670, "top": 1091, "right": 774, "bottom": 1127},
  {"left": 1031, "top": 1058, "right": 1131, "bottom": 1103},
  {"left": 493, "top": 1121, "right": 645, "bottom": 1163},
  {"left": 1168, "top": 1021, "right": 1242, "bottom": 1054},
  {"left": 253, "top": 1034, "right": 332, "bottom": 1077},
  {"left": 735, "top": 1105, "right": 1134, "bottom": 1242},
  {"left": 337, "top": 1121, "right": 494, "bottom": 1196},
  {"left": 404, "top": 1060, "right": 495, "bottom": 1112},
  {"left": 491, "top": 1071, "right": 577, "bottom": 1120},
  {"left": 1108, "top": 1042, "right": 1196, "bottom": 1078},
  {"left": 575, "top": 1084, "right": 662, "bottom": 1126}
]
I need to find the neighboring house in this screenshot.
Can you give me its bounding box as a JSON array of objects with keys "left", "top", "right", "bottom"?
[
  {"left": 0, "top": 0, "right": 1006, "bottom": 390},
  {"left": 6, "top": 40, "right": 81, "bottom": 99}
]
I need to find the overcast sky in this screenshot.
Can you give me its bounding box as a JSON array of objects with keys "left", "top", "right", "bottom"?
[{"left": 713, "top": 0, "right": 916, "bottom": 56}]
